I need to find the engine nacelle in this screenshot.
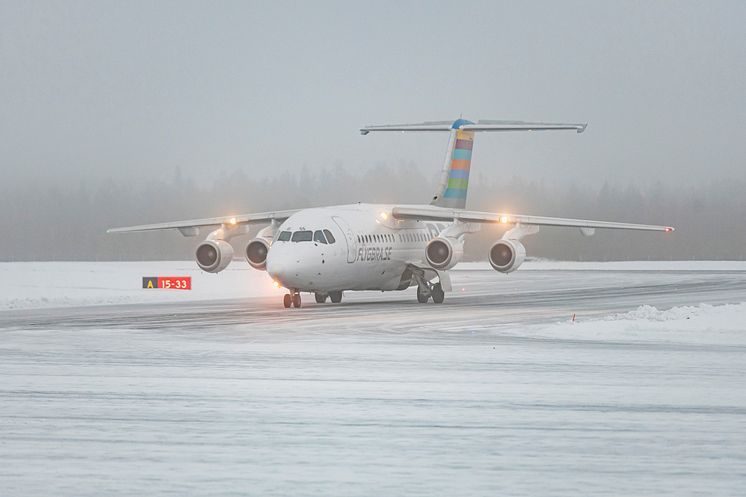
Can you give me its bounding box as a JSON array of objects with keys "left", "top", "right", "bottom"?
[
  {"left": 195, "top": 240, "right": 234, "bottom": 273},
  {"left": 489, "top": 239, "right": 526, "bottom": 273},
  {"left": 426, "top": 237, "right": 463, "bottom": 270},
  {"left": 245, "top": 238, "right": 270, "bottom": 271}
]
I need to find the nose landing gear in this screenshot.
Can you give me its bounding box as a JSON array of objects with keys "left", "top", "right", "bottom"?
[
  {"left": 284, "top": 290, "right": 343, "bottom": 308},
  {"left": 283, "top": 291, "right": 302, "bottom": 308}
]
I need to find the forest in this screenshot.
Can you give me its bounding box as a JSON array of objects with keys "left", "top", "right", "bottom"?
[{"left": 1, "top": 164, "right": 742, "bottom": 261}]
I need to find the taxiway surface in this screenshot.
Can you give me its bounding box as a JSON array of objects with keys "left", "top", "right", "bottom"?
[{"left": 1, "top": 268, "right": 745, "bottom": 496}]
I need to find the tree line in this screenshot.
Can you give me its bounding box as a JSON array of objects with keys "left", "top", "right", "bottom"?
[{"left": 1, "top": 165, "right": 743, "bottom": 261}]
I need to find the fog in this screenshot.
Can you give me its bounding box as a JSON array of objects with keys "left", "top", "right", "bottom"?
[{"left": 1, "top": 1, "right": 744, "bottom": 261}]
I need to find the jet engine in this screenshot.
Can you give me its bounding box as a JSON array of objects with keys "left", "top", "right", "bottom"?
[
  {"left": 488, "top": 239, "right": 526, "bottom": 273},
  {"left": 195, "top": 240, "right": 234, "bottom": 273},
  {"left": 426, "top": 237, "right": 463, "bottom": 270},
  {"left": 245, "top": 238, "right": 270, "bottom": 270}
]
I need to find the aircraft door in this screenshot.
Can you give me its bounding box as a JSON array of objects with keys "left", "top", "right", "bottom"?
[{"left": 332, "top": 216, "right": 358, "bottom": 263}]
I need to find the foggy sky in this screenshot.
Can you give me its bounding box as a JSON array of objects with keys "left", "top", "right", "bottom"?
[{"left": 2, "top": 0, "right": 744, "bottom": 190}]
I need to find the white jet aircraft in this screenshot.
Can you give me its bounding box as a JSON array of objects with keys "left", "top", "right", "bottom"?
[{"left": 109, "top": 119, "right": 674, "bottom": 308}]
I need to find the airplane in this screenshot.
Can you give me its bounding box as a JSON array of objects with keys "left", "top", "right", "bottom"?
[{"left": 108, "top": 118, "right": 674, "bottom": 308}]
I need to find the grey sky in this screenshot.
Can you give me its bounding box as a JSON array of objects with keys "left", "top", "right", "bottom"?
[{"left": 1, "top": 0, "right": 744, "bottom": 188}]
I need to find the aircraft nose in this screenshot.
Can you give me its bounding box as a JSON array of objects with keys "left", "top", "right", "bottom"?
[
  {"left": 267, "top": 243, "right": 328, "bottom": 290},
  {"left": 266, "top": 244, "right": 308, "bottom": 288},
  {"left": 266, "top": 248, "right": 290, "bottom": 284}
]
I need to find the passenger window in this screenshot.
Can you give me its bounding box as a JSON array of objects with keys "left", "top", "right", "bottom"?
[
  {"left": 277, "top": 231, "right": 291, "bottom": 242},
  {"left": 314, "top": 230, "right": 327, "bottom": 244},
  {"left": 291, "top": 230, "right": 313, "bottom": 242},
  {"left": 323, "top": 229, "right": 336, "bottom": 244}
]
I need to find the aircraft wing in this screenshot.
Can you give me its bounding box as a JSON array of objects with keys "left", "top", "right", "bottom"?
[
  {"left": 391, "top": 205, "right": 674, "bottom": 232},
  {"left": 107, "top": 209, "right": 300, "bottom": 236}
]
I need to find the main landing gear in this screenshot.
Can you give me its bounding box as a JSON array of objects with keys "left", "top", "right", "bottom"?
[
  {"left": 417, "top": 282, "right": 444, "bottom": 304},
  {"left": 283, "top": 291, "right": 302, "bottom": 308},
  {"left": 313, "top": 291, "right": 343, "bottom": 304},
  {"left": 410, "top": 266, "right": 445, "bottom": 304}
]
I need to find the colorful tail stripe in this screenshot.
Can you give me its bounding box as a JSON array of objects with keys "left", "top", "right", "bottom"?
[{"left": 442, "top": 130, "right": 474, "bottom": 199}]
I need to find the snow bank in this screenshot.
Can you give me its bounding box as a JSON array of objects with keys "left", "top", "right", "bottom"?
[
  {"left": 539, "top": 302, "right": 746, "bottom": 345},
  {"left": 0, "top": 261, "right": 284, "bottom": 311},
  {"left": 457, "top": 260, "right": 746, "bottom": 271},
  {"left": 1, "top": 260, "right": 745, "bottom": 312}
]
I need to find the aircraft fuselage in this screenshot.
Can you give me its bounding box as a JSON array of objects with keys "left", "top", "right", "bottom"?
[{"left": 267, "top": 203, "right": 448, "bottom": 292}]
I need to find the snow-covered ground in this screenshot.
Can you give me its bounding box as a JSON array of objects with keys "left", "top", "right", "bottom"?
[
  {"left": 540, "top": 302, "right": 746, "bottom": 346},
  {"left": 1, "top": 263, "right": 745, "bottom": 496},
  {"left": 2, "top": 259, "right": 745, "bottom": 311},
  {"left": 0, "top": 260, "right": 283, "bottom": 310}
]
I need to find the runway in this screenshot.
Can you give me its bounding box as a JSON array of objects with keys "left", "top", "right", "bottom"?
[{"left": 1, "top": 268, "right": 746, "bottom": 495}]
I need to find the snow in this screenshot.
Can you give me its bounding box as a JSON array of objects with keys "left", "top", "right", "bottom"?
[
  {"left": 458, "top": 259, "right": 746, "bottom": 271},
  {"left": 0, "top": 260, "right": 284, "bottom": 311},
  {"left": 537, "top": 302, "right": 746, "bottom": 346},
  {"left": 2, "top": 260, "right": 745, "bottom": 311},
  {"left": 1, "top": 265, "right": 745, "bottom": 496}
]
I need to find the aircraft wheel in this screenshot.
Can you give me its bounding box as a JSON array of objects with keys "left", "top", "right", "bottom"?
[
  {"left": 283, "top": 294, "right": 292, "bottom": 308},
  {"left": 314, "top": 292, "right": 327, "bottom": 304},
  {"left": 416, "top": 286, "right": 429, "bottom": 303},
  {"left": 432, "top": 283, "right": 445, "bottom": 304},
  {"left": 292, "top": 293, "right": 302, "bottom": 308},
  {"left": 329, "top": 291, "right": 343, "bottom": 303}
]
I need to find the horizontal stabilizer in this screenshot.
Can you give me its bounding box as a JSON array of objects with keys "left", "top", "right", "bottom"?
[{"left": 361, "top": 119, "right": 586, "bottom": 135}]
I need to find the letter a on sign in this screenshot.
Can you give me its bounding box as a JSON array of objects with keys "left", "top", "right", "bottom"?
[{"left": 142, "top": 277, "right": 158, "bottom": 289}]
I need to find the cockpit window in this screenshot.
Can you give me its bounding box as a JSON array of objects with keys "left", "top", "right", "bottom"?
[
  {"left": 291, "top": 230, "right": 313, "bottom": 242},
  {"left": 277, "top": 231, "right": 291, "bottom": 242},
  {"left": 313, "top": 230, "right": 327, "bottom": 244},
  {"left": 323, "top": 229, "right": 336, "bottom": 244}
]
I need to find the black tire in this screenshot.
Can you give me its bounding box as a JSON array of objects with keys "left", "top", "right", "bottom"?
[
  {"left": 283, "top": 294, "right": 292, "bottom": 308},
  {"left": 292, "top": 293, "right": 301, "bottom": 308},
  {"left": 329, "top": 291, "right": 343, "bottom": 303},
  {"left": 314, "top": 293, "right": 327, "bottom": 304},
  {"left": 432, "top": 283, "right": 444, "bottom": 304},
  {"left": 416, "top": 286, "right": 429, "bottom": 303}
]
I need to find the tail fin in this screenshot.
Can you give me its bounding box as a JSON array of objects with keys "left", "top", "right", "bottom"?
[
  {"left": 360, "top": 118, "right": 586, "bottom": 209},
  {"left": 431, "top": 120, "right": 475, "bottom": 208}
]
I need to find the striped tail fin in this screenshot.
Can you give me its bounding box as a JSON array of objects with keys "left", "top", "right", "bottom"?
[
  {"left": 431, "top": 120, "right": 475, "bottom": 209},
  {"left": 359, "top": 118, "right": 587, "bottom": 210}
]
